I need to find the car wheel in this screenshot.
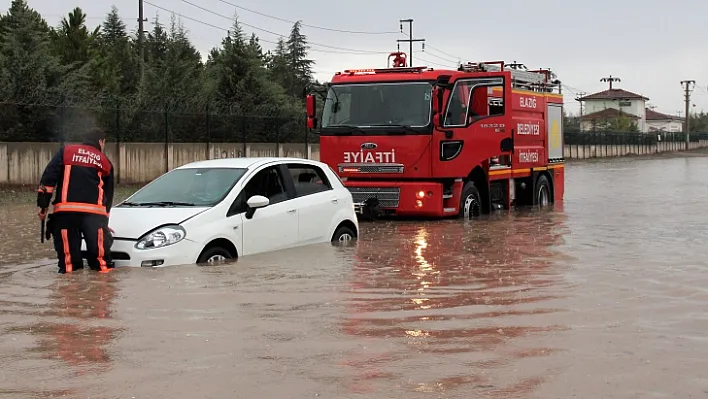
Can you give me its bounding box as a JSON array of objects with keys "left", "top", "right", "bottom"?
[
  {"left": 197, "top": 246, "right": 235, "bottom": 264},
  {"left": 331, "top": 225, "right": 356, "bottom": 243}
]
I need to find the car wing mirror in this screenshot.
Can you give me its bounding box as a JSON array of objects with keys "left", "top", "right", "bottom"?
[{"left": 245, "top": 195, "right": 269, "bottom": 219}]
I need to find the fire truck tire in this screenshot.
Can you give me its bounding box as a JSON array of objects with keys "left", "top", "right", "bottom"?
[
  {"left": 535, "top": 174, "right": 551, "bottom": 207},
  {"left": 459, "top": 182, "right": 482, "bottom": 220}
]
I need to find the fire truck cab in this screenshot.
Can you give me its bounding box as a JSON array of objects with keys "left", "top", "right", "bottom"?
[{"left": 305, "top": 54, "right": 565, "bottom": 219}]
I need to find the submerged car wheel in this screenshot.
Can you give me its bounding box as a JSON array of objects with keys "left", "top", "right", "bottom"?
[
  {"left": 197, "top": 246, "right": 234, "bottom": 264},
  {"left": 331, "top": 225, "right": 356, "bottom": 243}
]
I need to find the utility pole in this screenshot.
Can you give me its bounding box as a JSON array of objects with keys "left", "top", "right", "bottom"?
[
  {"left": 397, "top": 19, "right": 424, "bottom": 67},
  {"left": 575, "top": 92, "right": 586, "bottom": 132},
  {"left": 680, "top": 80, "right": 695, "bottom": 150},
  {"left": 138, "top": 0, "right": 147, "bottom": 90},
  {"left": 600, "top": 75, "right": 621, "bottom": 90}
]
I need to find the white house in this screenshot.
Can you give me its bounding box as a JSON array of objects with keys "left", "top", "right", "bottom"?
[
  {"left": 645, "top": 108, "right": 684, "bottom": 132},
  {"left": 578, "top": 88, "right": 649, "bottom": 132}
]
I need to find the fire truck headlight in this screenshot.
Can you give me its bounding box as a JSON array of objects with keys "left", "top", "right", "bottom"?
[
  {"left": 415, "top": 200, "right": 423, "bottom": 208},
  {"left": 416, "top": 190, "right": 425, "bottom": 199}
]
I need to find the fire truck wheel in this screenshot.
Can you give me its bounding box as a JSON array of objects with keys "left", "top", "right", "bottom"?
[
  {"left": 536, "top": 174, "right": 551, "bottom": 207},
  {"left": 460, "top": 182, "right": 482, "bottom": 220}
]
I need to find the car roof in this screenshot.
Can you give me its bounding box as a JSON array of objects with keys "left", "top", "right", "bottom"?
[{"left": 174, "top": 157, "right": 324, "bottom": 170}]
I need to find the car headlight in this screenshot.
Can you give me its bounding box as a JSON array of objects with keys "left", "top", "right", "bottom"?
[{"left": 135, "top": 225, "right": 186, "bottom": 250}]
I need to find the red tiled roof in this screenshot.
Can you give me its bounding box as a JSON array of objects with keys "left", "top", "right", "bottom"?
[
  {"left": 578, "top": 89, "right": 649, "bottom": 101},
  {"left": 581, "top": 108, "right": 639, "bottom": 120},
  {"left": 645, "top": 108, "right": 682, "bottom": 121}
]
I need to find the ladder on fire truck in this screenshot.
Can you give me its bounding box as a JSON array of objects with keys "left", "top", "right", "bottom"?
[{"left": 458, "top": 61, "right": 560, "bottom": 93}]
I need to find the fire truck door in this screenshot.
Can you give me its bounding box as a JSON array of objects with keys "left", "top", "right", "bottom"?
[{"left": 440, "top": 75, "right": 512, "bottom": 162}]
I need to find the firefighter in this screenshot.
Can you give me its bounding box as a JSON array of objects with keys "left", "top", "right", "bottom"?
[{"left": 37, "top": 128, "right": 115, "bottom": 274}]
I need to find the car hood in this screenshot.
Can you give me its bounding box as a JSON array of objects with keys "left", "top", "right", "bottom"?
[{"left": 109, "top": 206, "right": 209, "bottom": 239}]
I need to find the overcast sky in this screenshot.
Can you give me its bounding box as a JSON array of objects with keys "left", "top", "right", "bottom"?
[{"left": 7, "top": 0, "right": 708, "bottom": 116}]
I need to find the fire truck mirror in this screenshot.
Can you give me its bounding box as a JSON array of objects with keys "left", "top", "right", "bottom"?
[
  {"left": 307, "top": 117, "right": 318, "bottom": 129},
  {"left": 431, "top": 88, "right": 441, "bottom": 113},
  {"left": 500, "top": 137, "right": 514, "bottom": 152},
  {"left": 433, "top": 113, "right": 441, "bottom": 128},
  {"left": 306, "top": 94, "right": 316, "bottom": 118}
]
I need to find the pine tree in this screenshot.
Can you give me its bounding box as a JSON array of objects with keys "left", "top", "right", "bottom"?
[
  {"left": 285, "top": 21, "right": 314, "bottom": 98},
  {"left": 52, "top": 7, "right": 96, "bottom": 67},
  {"left": 145, "top": 13, "right": 168, "bottom": 65},
  {"left": 0, "top": 0, "right": 85, "bottom": 140},
  {"left": 94, "top": 6, "right": 137, "bottom": 96},
  {"left": 0, "top": 2, "right": 322, "bottom": 143},
  {"left": 267, "top": 37, "right": 290, "bottom": 91}
]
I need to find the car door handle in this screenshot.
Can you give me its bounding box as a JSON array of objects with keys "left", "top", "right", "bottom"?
[
  {"left": 287, "top": 209, "right": 296, "bottom": 214},
  {"left": 330, "top": 199, "right": 338, "bottom": 204}
]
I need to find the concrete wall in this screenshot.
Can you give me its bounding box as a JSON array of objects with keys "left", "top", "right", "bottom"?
[
  {"left": 562, "top": 139, "right": 708, "bottom": 159},
  {"left": 0, "top": 142, "right": 319, "bottom": 186},
  {"left": 0, "top": 140, "right": 706, "bottom": 186}
]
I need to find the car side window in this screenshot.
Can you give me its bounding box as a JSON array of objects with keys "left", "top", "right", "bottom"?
[
  {"left": 227, "top": 166, "right": 288, "bottom": 216},
  {"left": 286, "top": 163, "right": 332, "bottom": 197}
]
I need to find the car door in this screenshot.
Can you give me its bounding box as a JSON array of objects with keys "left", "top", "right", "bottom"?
[
  {"left": 283, "top": 162, "right": 341, "bottom": 244},
  {"left": 226, "top": 164, "right": 298, "bottom": 256}
]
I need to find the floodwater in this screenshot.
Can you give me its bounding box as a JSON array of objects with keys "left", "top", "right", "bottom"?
[{"left": 2, "top": 155, "right": 708, "bottom": 398}]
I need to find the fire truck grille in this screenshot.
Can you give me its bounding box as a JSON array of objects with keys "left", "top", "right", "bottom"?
[
  {"left": 338, "top": 164, "right": 404, "bottom": 174},
  {"left": 348, "top": 187, "right": 400, "bottom": 208}
]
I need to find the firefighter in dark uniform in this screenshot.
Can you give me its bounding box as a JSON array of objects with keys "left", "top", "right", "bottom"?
[{"left": 36, "top": 128, "right": 115, "bottom": 274}]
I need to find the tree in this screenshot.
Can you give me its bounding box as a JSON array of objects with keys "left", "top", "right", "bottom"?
[
  {"left": 267, "top": 37, "right": 290, "bottom": 91},
  {"left": 285, "top": 21, "right": 314, "bottom": 98},
  {"left": 92, "top": 6, "right": 137, "bottom": 96},
  {"left": 0, "top": 2, "right": 317, "bottom": 143},
  {"left": 52, "top": 7, "right": 97, "bottom": 67},
  {"left": 0, "top": 0, "right": 92, "bottom": 140}
]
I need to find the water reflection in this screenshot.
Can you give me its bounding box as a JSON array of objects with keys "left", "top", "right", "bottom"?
[
  {"left": 0, "top": 265, "right": 124, "bottom": 397},
  {"left": 29, "top": 272, "right": 122, "bottom": 375},
  {"left": 340, "top": 208, "right": 571, "bottom": 396}
]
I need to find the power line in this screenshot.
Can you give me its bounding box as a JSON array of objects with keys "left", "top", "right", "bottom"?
[
  {"left": 143, "top": 1, "right": 388, "bottom": 55},
  {"left": 421, "top": 50, "right": 458, "bottom": 64},
  {"left": 399, "top": 31, "right": 458, "bottom": 64},
  {"left": 175, "top": 0, "right": 389, "bottom": 54},
  {"left": 215, "top": 0, "right": 398, "bottom": 35},
  {"left": 416, "top": 56, "right": 455, "bottom": 69}
]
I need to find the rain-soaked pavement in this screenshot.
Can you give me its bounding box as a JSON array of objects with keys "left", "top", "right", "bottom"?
[{"left": 2, "top": 154, "right": 708, "bottom": 398}]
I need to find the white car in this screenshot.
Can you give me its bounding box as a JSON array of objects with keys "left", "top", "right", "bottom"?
[{"left": 94, "top": 157, "right": 359, "bottom": 267}]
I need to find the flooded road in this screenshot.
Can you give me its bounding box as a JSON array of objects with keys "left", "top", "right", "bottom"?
[{"left": 2, "top": 155, "right": 708, "bottom": 398}]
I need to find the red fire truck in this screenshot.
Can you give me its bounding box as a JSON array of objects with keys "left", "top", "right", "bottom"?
[{"left": 305, "top": 52, "right": 565, "bottom": 219}]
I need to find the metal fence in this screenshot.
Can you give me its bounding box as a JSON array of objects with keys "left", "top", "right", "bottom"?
[
  {"left": 3, "top": 103, "right": 707, "bottom": 151},
  {"left": 565, "top": 131, "right": 708, "bottom": 145},
  {"left": 0, "top": 104, "right": 318, "bottom": 147}
]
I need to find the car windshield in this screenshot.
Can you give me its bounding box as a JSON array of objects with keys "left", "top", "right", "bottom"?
[
  {"left": 123, "top": 167, "right": 248, "bottom": 207},
  {"left": 321, "top": 82, "right": 432, "bottom": 130}
]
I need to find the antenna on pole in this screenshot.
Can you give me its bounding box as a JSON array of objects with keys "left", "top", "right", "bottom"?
[
  {"left": 680, "top": 79, "right": 696, "bottom": 150},
  {"left": 600, "top": 75, "right": 621, "bottom": 90},
  {"left": 575, "top": 92, "right": 586, "bottom": 132},
  {"left": 397, "top": 19, "right": 425, "bottom": 67}
]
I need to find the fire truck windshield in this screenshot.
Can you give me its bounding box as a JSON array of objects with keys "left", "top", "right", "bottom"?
[{"left": 321, "top": 82, "right": 432, "bottom": 131}]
